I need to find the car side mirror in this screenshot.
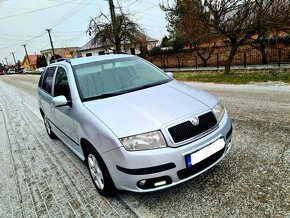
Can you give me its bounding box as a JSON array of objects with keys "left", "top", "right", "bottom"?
[
  {"left": 166, "top": 72, "right": 173, "bottom": 78},
  {"left": 52, "top": 95, "right": 70, "bottom": 107}
]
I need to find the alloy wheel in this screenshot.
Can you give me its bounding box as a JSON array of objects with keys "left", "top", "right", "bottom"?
[{"left": 88, "top": 154, "right": 105, "bottom": 190}]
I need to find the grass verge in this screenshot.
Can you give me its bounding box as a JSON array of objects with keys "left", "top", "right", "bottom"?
[{"left": 173, "top": 68, "right": 290, "bottom": 84}]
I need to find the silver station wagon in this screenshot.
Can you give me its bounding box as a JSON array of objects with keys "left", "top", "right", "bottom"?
[{"left": 37, "top": 54, "right": 233, "bottom": 196}]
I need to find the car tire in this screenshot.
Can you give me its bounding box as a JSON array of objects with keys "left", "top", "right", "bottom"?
[
  {"left": 86, "top": 146, "right": 116, "bottom": 196},
  {"left": 44, "top": 115, "right": 57, "bottom": 139}
]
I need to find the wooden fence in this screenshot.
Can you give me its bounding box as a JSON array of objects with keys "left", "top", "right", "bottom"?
[{"left": 146, "top": 45, "right": 290, "bottom": 69}]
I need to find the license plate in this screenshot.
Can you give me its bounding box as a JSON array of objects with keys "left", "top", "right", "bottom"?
[{"left": 185, "top": 138, "right": 225, "bottom": 168}]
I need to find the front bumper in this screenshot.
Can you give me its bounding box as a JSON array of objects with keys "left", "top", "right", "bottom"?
[{"left": 101, "top": 111, "right": 233, "bottom": 192}]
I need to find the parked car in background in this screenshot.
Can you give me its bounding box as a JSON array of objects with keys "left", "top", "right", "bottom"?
[
  {"left": 37, "top": 55, "right": 233, "bottom": 196},
  {"left": 37, "top": 67, "right": 46, "bottom": 73},
  {"left": 16, "top": 67, "right": 24, "bottom": 74},
  {"left": 7, "top": 69, "right": 16, "bottom": 74}
]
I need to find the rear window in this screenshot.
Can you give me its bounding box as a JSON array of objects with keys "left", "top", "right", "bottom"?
[{"left": 41, "top": 67, "right": 56, "bottom": 95}]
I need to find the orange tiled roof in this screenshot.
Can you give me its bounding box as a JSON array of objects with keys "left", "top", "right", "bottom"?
[{"left": 22, "top": 54, "right": 40, "bottom": 66}]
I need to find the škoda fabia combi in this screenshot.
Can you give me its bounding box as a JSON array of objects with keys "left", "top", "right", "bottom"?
[{"left": 37, "top": 54, "right": 233, "bottom": 196}]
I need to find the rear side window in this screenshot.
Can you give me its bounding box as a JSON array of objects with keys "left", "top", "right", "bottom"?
[{"left": 42, "top": 67, "right": 56, "bottom": 94}]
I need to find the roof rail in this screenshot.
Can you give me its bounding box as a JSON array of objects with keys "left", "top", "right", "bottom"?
[
  {"left": 100, "top": 51, "right": 128, "bottom": 55},
  {"left": 50, "top": 58, "right": 71, "bottom": 64}
]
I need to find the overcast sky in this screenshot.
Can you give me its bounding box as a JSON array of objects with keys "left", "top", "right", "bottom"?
[{"left": 0, "top": 0, "right": 170, "bottom": 65}]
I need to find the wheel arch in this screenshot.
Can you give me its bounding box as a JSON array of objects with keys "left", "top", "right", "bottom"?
[
  {"left": 80, "top": 138, "right": 95, "bottom": 163},
  {"left": 82, "top": 138, "right": 117, "bottom": 195}
]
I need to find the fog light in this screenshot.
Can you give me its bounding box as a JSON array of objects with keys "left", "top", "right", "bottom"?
[
  {"left": 137, "top": 176, "right": 172, "bottom": 189},
  {"left": 139, "top": 180, "right": 146, "bottom": 186},
  {"left": 154, "top": 180, "right": 166, "bottom": 187}
]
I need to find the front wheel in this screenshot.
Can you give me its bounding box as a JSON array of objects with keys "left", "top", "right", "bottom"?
[{"left": 86, "top": 146, "right": 116, "bottom": 196}]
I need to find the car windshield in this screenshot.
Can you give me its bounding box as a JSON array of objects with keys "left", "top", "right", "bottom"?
[{"left": 73, "top": 57, "right": 172, "bottom": 101}]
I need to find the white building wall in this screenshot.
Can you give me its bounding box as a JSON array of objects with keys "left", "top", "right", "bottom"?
[{"left": 78, "top": 42, "right": 158, "bottom": 57}]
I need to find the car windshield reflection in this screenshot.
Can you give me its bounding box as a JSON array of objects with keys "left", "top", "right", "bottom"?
[{"left": 73, "top": 57, "right": 172, "bottom": 100}]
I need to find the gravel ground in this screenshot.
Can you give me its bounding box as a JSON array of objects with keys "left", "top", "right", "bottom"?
[{"left": 0, "top": 75, "right": 289, "bottom": 217}]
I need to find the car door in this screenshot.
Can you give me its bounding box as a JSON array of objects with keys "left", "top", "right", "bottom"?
[
  {"left": 52, "top": 66, "right": 80, "bottom": 152},
  {"left": 40, "top": 66, "right": 57, "bottom": 122}
]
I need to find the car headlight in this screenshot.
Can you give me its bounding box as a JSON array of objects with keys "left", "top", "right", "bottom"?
[
  {"left": 212, "top": 102, "right": 225, "bottom": 123},
  {"left": 120, "top": 130, "right": 167, "bottom": 151}
]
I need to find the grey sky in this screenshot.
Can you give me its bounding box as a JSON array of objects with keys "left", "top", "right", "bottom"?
[{"left": 0, "top": 0, "right": 169, "bottom": 65}]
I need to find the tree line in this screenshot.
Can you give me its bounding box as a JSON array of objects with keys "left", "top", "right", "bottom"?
[{"left": 161, "top": 0, "right": 290, "bottom": 74}]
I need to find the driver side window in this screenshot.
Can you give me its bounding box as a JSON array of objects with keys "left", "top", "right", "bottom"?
[{"left": 54, "top": 67, "right": 71, "bottom": 100}]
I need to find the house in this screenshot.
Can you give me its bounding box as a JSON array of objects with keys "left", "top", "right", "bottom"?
[
  {"left": 22, "top": 55, "right": 39, "bottom": 70},
  {"left": 77, "top": 35, "right": 158, "bottom": 57},
  {"left": 40, "top": 47, "right": 79, "bottom": 63}
]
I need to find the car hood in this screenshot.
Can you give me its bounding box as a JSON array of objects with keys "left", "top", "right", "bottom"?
[{"left": 83, "top": 80, "right": 218, "bottom": 138}]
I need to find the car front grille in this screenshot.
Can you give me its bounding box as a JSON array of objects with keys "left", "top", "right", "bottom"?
[{"left": 168, "top": 112, "right": 217, "bottom": 143}]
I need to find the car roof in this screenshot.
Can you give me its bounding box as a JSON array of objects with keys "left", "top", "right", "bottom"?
[{"left": 68, "top": 54, "right": 134, "bottom": 66}]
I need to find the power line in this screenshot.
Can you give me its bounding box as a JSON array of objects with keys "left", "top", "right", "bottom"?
[
  {"left": 136, "top": 4, "right": 160, "bottom": 16},
  {"left": 53, "top": 31, "right": 85, "bottom": 43},
  {"left": 53, "top": 30, "right": 85, "bottom": 33},
  {"left": 0, "top": 33, "right": 51, "bottom": 44},
  {"left": 0, "top": 0, "right": 167, "bottom": 61},
  {"left": 136, "top": 1, "right": 160, "bottom": 8},
  {"left": 66, "top": 32, "right": 86, "bottom": 41},
  {"left": 0, "top": 33, "right": 46, "bottom": 37},
  {"left": 0, "top": 25, "right": 82, "bottom": 56},
  {"left": 126, "top": 0, "right": 139, "bottom": 7},
  {"left": 49, "top": 0, "right": 90, "bottom": 29},
  {"left": 51, "top": 32, "right": 81, "bottom": 57},
  {"left": 25, "top": 32, "right": 47, "bottom": 44},
  {"left": 0, "top": 0, "right": 79, "bottom": 20},
  {"left": 0, "top": 36, "right": 29, "bottom": 42},
  {"left": 48, "top": 0, "right": 102, "bottom": 5},
  {"left": 38, "top": 43, "right": 53, "bottom": 51}
]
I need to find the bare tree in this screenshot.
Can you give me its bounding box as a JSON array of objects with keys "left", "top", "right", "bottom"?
[
  {"left": 198, "top": 0, "right": 260, "bottom": 74},
  {"left": 88, "top": 10, "right": 143, "bottom": 52},
  {"left": 197, "top": 0, "right": 290, "bottom": 74},
  {"left": 133, "top": 33, "right": 149, "bottom": 57},
  {"left": 162, "top": 0, "right": 218, "bottom": 67},
  {"left": 164, "top": 0, "right": 290, "bottom": 74},
  {"left": 247, "top": 0, "right": 290, "bottom": 64}
]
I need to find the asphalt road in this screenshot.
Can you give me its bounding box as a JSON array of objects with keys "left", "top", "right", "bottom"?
[{"left": 0, "top": 74, "right": 289, "bottom": 217}]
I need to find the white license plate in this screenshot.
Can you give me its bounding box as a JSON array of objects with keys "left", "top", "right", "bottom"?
[{"left": 185, "top": 138, "right": 225, "bottom": 168}]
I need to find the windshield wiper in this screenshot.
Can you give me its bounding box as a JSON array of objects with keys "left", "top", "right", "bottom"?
[
  {"left": 83, "top": 90, "right": 130, "bottom": 101},
  {"left": 83, "top": 79, "right": 171, "bottom": 101},
  {"left": 130, "top": 79, "right": 171, "bottom": 92}
]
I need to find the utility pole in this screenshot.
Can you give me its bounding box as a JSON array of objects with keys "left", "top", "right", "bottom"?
[
  {"left": 46, "top": 29, "right": 56, "bottom": 60},
  {"left": 11, "top": 52, "right": 17, "bottom": 66},
  {"left": 108, "top": 0, "right": 119, "bottom": 51},
  {"left": 108, "top": 0, "right": 116, "bottom": 29},
  {"left": 23, "top": 44, "right": 30, "bottom": 66},
  {"left": 5, "top": 57, "right": 8, "bottom": 65}
]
